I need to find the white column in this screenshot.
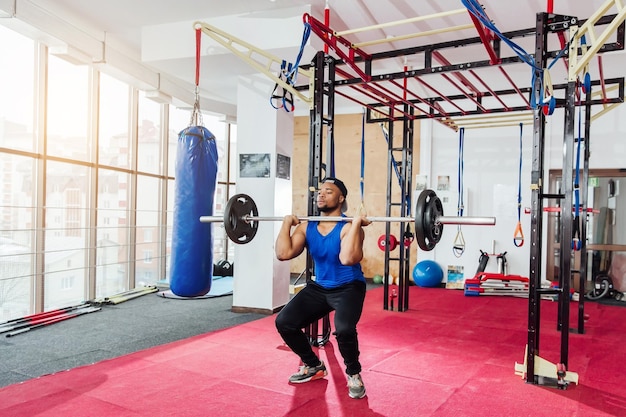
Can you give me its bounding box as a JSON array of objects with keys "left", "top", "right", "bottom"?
[{"left": 232, "top": 74, "right": 293, "bottom": 313}]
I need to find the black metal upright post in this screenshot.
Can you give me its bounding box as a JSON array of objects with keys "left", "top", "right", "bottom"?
[
  {"left": 383, "top": 118, "right": 394, "bottom": 310},
  {"left": 305, "top": 51, "right": 334, "bottom": 346},
  {"left": 398, "top": 106, "right": 414, "bottom": 311},
  {"left": 576, "top": 88, "right": 592, "bottom": 334},
  {"left": 526, "top": 11, "right": 549, "bottom": 384},
  {"left": 527, "top": 12, "right": 580, "bottom": 383},
  {"left": 558, "top": 77, "right": 576, "bottom": 368}
]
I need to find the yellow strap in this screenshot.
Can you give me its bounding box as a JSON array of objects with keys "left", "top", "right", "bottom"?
[
  {"left": 543, "top": 68, "right": 554, "bottom": 103},
  {"left": 453, "top": 226, "right": 465, "bottom": 258}
]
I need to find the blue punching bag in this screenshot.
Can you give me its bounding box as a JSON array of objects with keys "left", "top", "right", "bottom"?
[{"left": 169, "top": 125, "right": 218, "bottom": 297}]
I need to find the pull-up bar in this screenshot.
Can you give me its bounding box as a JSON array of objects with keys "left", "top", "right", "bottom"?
[{"left": 335, "top": 8, "right": 470, "bottom": 37}]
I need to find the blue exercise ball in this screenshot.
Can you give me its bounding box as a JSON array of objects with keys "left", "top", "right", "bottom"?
[{"left": 412, "top": 260, "right": 444, "bottom": 287}]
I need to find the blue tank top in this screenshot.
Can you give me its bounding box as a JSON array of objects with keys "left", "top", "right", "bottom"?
[{"left": 306, "top": 220, "right": 366, "bottom": 289}]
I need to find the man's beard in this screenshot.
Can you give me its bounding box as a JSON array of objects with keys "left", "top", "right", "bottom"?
[{"left": 318, "top": 204, "right": 335, "bottom": 213}]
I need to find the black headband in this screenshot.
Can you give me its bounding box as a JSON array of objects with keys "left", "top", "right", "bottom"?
[{"left": 322, "top": 177, "right": 347, "bottom": 197}]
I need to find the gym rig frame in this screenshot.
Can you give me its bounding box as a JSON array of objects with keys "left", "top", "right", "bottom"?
[{"left": 299, "top": 9, "right": 625, "bottom": 386}]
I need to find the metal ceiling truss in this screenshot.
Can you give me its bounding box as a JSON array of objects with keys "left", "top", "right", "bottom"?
[{"left": 301, "top": 12, "right": 625, "bottom": 130}]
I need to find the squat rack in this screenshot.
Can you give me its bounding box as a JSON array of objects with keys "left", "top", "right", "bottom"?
[
  {"left": 299, "top": 4, "right": 625, "bottom": 380},
  {"left": 196, "top": 1, "right": 626, "bottom": 363}
]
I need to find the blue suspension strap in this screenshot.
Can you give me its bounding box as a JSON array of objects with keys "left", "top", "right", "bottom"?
[
  {"left": 571, "top": 36, "right": 591, "bottom": 251},
  {"left": 572, "top": 101, "right": 583, "bottom": 251},
  {"left": 453, "top": 127, "right": 466, "bottom": 257},
  {"left": 402, "top": 186, "right": 414, "bottom": 248},
  {"left": 270, "top": 60, "right": 295, "bottom": 112},
  {"left": 356, "top": 109, "right": 367, "bottom": 215},
  {"left": 284, "top": 22, "right": 310, "bottom": 86},
  {"left": 533, "top": 45, "right": 568, "bottom": 116},
  {"left": 360, "top": 109, "right": 365, "bottom": 203},
  {"left": 513, "top": 123, "right": 525, "bottom": 247},
  {"left": 462, "top": 0, "right": 570, "bottom": 116},
  {"left": 327, "top": 130, "right": 335, "bottom": 178},
  {"left": 325, "top": 106, "right": 336, "bottom": 179},
  {"left": 379, "top": 123, "right": 402, "bottom": 187},
  {"left": 269, "top": 22, "right": 311, "bottom": 112}
]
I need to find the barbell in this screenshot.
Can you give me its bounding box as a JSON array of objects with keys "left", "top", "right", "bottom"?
[{"left": 199, "top": 189, "right": 495, "bottom": 251}]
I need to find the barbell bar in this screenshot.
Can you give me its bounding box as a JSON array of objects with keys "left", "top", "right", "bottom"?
[
  {"left": 243, "top": 215, "right": 493, "bottom": 224},
  {"left": 199, "top": 189, "right": 496, "bottom": 251}
]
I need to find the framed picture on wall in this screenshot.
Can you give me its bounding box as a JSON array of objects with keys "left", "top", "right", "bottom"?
[
  {"left": 415, "top": 174, "right": 428, "bottom": 191},
  {"left": 437, "top": 175, "right": 450, "bottom": 191},
  {"left": 240, "top": 153, "right": 270, "bottom": 178},
  {"left": 276, "top": 154, "right": 291, "bottom": 180}
]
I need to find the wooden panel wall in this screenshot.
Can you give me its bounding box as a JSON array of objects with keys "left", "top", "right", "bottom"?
[{"left": 289, "top": 113, "right": 420, "bottom": 279}]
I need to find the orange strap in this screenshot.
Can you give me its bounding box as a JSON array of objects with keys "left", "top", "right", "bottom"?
[{"left": 513, "top": 221, "right": 524, "bottom": 247}]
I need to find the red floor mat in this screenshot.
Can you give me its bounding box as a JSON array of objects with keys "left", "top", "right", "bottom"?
[{"left": 1, "top": 286, "right": 624, "bottom": 417}]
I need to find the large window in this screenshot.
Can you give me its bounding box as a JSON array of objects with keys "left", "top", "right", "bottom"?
[
  {"left": 0, "top": 25, "right": 36, "bottom": 153},
  {"left": 44, "top": 161, "right": 90, "bottom": 309},
  {"left": 165, "top": 178, "right": 175, "bottom": 282},
  {"left": 96, "top": 168, "right": 130, "bottom": 297},
  {"left": 47, "top": 55, "right": 90, "bottom": 161},
  {"left": 0, "top": 153, "right": 35, "bottom": 319},
  {"left": 215, "top": 123, "right": 237, "bottom": 262},
  {"left": 136, "top": 175, "right": 162, "bottom": 285},
  {"left": 0, "top": 27, "right": 38, "bottom": 320},
  {"left": 137, "top": 91, "right": 162, "bottom": 175},
  {"left": 0, "top": 24, "right": 236, "bottom": 321},
  {"left": 99, "top": 73, "right": 131, "bottom": 169}
]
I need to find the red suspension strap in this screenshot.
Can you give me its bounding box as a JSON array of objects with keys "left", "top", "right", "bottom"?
[
  {"left": 303, "top": 12, "right": 372, "bottom": 82},
  {"left": 403, "top": 64, "right": 408, "bottom": 101},
  {"left": 195, "top": 28, "right": 202, "bottom": 88},
  {"left": 190, "top": 26, "right": 203, "bottom": 126},
  {"left": 324, "top": 1, "right": 330, "bottom": 54}
]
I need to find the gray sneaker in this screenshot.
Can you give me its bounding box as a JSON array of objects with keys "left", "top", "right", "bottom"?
[
  {"left": 288, "top": 361, "right": 327, "bottom": 384},
  {"left": 347, "top": 373, "right": 366, "bottom": 399}
]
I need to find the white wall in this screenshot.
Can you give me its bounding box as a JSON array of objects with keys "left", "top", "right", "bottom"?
[{"left": 421, "top": 102, "right": 625, "bottom": 283}]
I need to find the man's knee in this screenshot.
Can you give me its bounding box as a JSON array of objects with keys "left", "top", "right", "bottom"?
[
  {"left": 275, "top": 313, "right": 286, "bottom": 332},
  {"left": 275, "top": 312, "right": 297, "bottom": 334},
  {"left": 334, "top": 327, "right": 357, "bottom": 341}
]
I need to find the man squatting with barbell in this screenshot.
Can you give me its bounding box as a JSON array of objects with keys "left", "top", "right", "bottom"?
[{"left": 275, "top": 177, "right": 370, "bottom": 399}]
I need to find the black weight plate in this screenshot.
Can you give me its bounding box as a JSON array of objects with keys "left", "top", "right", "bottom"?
[
  {"left": 223, "top": 193, "right": 259, "bottom": 244},
  {"left": 414, "top": 189, "right": 444, "bottom": 251}
]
